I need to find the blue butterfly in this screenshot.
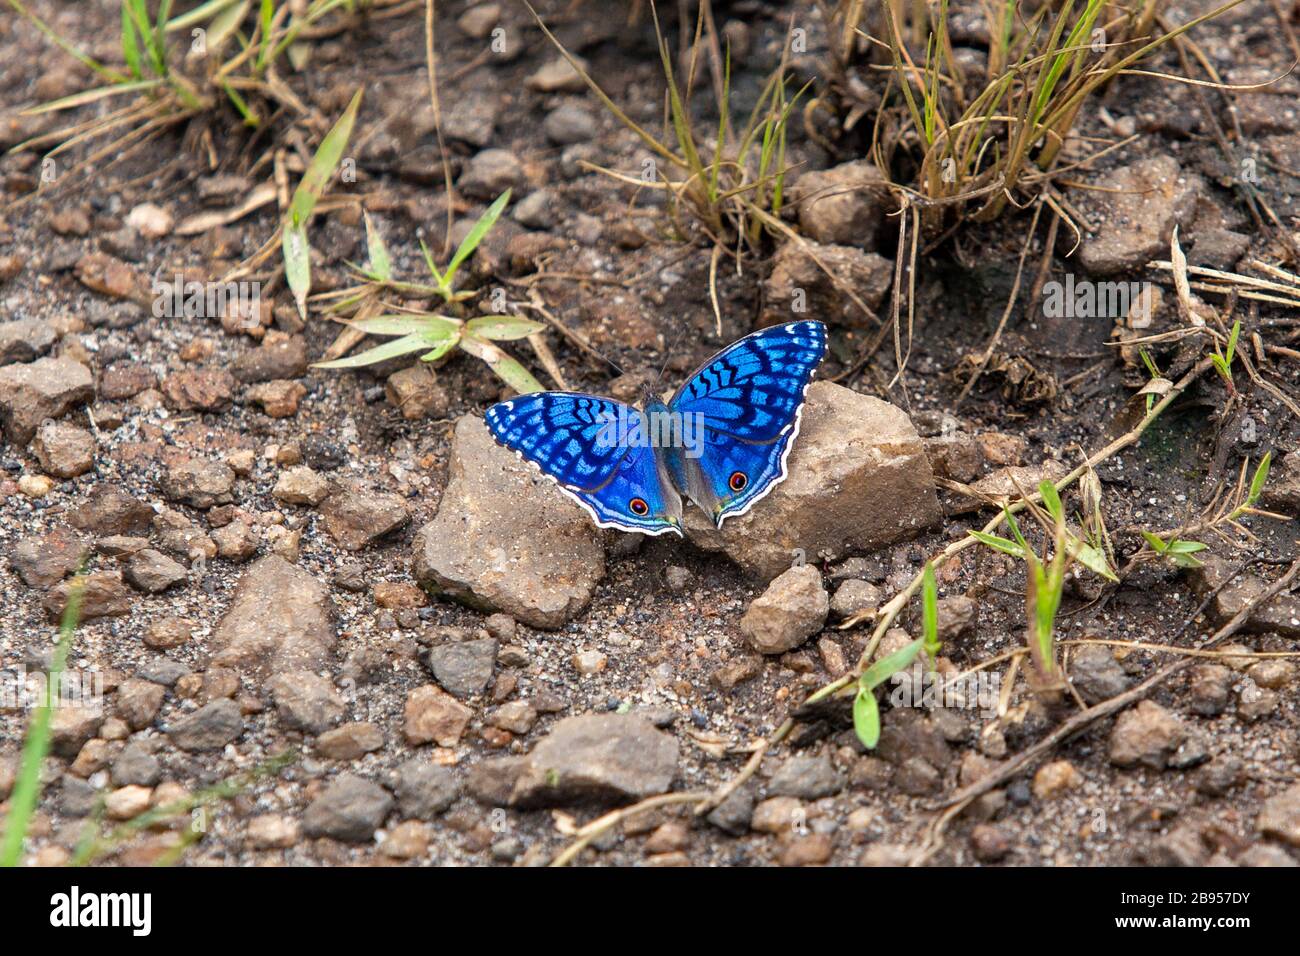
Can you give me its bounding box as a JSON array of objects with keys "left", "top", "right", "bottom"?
[{"left": 484, "top": 320, "right": 827, "bottom": 536}]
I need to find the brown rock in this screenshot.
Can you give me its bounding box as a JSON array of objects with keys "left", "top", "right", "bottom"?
[
  {"left": 412, "top": 416, "right": 603, "bottom": 628},
  {"left": 10, "top": 527, "right": 88, "bottom": 588},
  {"left": 739, "top": 564, "right": 829, "bottom": 654},
  {"left": 246, "top": 379, "right": 306, "bottom": 418},
  {"left": 1073, "top": 157, "right": 1202, "bottom": 275},
  {"left": 161, "top": 368, "right": 236, "bottom": 412},
  {"left": 386, "top": 364, "right": 449, "bottom": 420},
  {"left": 1110, "top": 700, "right": 1186, "bottom": 769},
  {"left": 685, "top": 383, "right": 941, "bottom": 581},
  {"left": 43, "top": 571, "right": 132, "bottom": 621},
  {"left": 68, "top": 485, "right": 154, "bottom": 535},
  {"left": 0, "top": 356, "right": 95, "bottom": 443},
  {"left": 403, "top": 684, "right": 473, "bottom": 747},
  {"left": 31, "top": 421, "right": 96, "bottom": 478},
  {"left": 788, "top": 160, "right": 888, "bottom": 249},
  {"left": 210, "top": 555, "right": 337, "bottom": 679},
  {"left": 320, "top": 483, "right": 410, "bottom": 551}
]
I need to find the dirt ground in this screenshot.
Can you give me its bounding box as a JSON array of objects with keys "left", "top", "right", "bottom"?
[{"left": 1, "top": 0, "right": 1299, "bottom": 867}]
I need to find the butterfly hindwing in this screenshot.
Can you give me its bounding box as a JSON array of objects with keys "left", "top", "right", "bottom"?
[
  {"left": 668, "top": 321, "right": 826, "bottom": 525},
  {"left": 484, "top": 392, "right": 683, "bottom": 535}
]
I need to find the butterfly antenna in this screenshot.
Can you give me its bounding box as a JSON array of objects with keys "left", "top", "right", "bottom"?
[{"left": 651, "top": 320, "right": 692, "bottom": 398}]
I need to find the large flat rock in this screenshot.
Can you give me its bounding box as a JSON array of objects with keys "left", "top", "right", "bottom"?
[
  {"left": 686, "top": 381, "right": 941, "bottom": 580},
  {"left": 412, "top": 415, "right": 606, "bottom": 629}
]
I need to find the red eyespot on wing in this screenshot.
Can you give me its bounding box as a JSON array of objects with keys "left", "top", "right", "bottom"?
[
  {"left": 629, "top": 497, "right": 649, "bottom": 516},
  {"left": 729, "top": 471, "right": 748, "bottom": 492}
]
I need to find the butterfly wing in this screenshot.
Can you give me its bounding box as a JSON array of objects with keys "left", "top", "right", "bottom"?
[
  {"left": 668, "top": 320, "right": 827, "bottom": 526},
  {"left": 484, "top": 392, "right": 683, "bottom": 536}
]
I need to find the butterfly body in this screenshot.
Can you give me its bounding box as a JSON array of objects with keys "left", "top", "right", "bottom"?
[{"left": 484, "top": 320, "right": 827, "bottom": 536}]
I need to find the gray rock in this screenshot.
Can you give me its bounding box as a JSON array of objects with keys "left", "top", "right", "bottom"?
[
  {"left": 935, "top": 595, "right": 977, "bottom": 643},
  {"left": 167, "top": 699, "right": 244, "bottom": 751},
  {"left": 393, "top": 759, "right": 459, "bottom": 819},
  {"left": 767, "top": 751, "right": 844, "bottom": 799},
  {"left": 160, "top": 458, "right": 236, "bottom": 509},
  {"left": 1195, "top": 755, "right": 1243, "bottom": 796},
  {"left": 1189, "top": 228, "right": 1250, "bottom": 270},
  {"left": 1109, "top": 700, "right": 1186, "bottom": 769},
  {"left": 319, "top": 482, "right": 409, "bottom": 550},
  {"left": 513, "top": 188, "right": 559, "bottom": 229},
  {"left": 458, "top": 148, "right": 525, "bottom": 200},
  {"left": 209, "top": 555, "right": 337, "bottom": 680},
  {"left": 466, "top": 756, "right": 528, "bottom": 806},
  {"left": 510, "top": 714, "right": 679, "bottom": 807},
  {"left": 788, "top": 160, "right": 888, "bottom": 249},
  {"left": 543, "top": 102, "right": 597, "bottom": 144},
  {"left": 686, "top": 383, "right": 942, "bottom": 581},
  {"left": 706, "top": 784, "right": 756, "bottom": 836},
  {"left": 1069, "top": 645, "right": 1131, "bottom": 703},
  {"left": 761, "top": 240, "right": 893, "bottom": 328},
  {"left": 424, "top": 638, "right": 498, "bottom": 698},
  {"left": 739, "top": 564, "right": 829, "bottom": 654},
  {"left": 443, "top": 89, "right": 499, "bottom": 147},
  {"left": 60, "top": 774, "right": 99, "bottom": 817},
  {"left": 1188, "top": 663, "right": 1233, "bottom": 716},
  {"left": 0, "top": 317, "right": 57, "bottom": 363},
  {"left": 413, "top": 415, "right": 605, "bottom": 629},
  {"left": 0, "top": 356, "right": 95, "bottom": 443},
  {"left": 1074, "top": 156, "right": 1201, "bottom": 275},
  {"left": 1190, "top": 554, "right": 1300, "bottom": 637},
  {"left": 111, "top": 742, "right": 161, "bottom": 787},
  {"left": 123, "top": 548, "right": 187, "bottom": 594},
  {"left": 829, "top": 578, "right": 880, "bottom": 620},
  {"left": 302, "top": 774, "right": 393, "bottom": 842},
  {"left": 266, "top": 670, "right": 345, "bottom": 734}
]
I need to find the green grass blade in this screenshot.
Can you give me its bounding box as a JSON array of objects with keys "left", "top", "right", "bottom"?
[
  {"left": 152, "top": 0, "right": 174, "bottom": 76},
  {"left": 312, "top": 332, "right": 442, "bottom": 369},
  {"left": 164, "top": 0, "right": 244, "bottom": 31},
  {"left": 465, "top": 316, "right": 544, "bottom": 340},
  {"left": 1039, "top": 479, "right": 1063, "bottom": 523},
  {"left": 363, "top": 211, "right": 392, "bottom": 282},
  {"left": 1, "top": 573, "right": 85, "bottom": 867},
  {"left": 922, "top": 562, "right": 939, "bottom": 658},
  {"left": 443, "top": 190, "right": 511, "bottom": 289},
  {"left": 284, "top": 87, "right": 363, "bottom": 318},
  {"left": 852, "top": 689, "right": 881, "bottom": 749},
  {"left": 458, "top": 334, "right": 545, "bottom": 394},
  {"left": 347, "top": 314, "right": 459, "bottom": 337},
  {"left": 121, "top": 1, "right": 143, "bottom": 78},
  {"left": 968, "top": 529, "right": 1026, "bottom": 559},
  {"left": 860, "top": 637, "right": 925, "bottom": 691},
  {"left": 1248, "top": 452, "right": 1272, "bottom": 505}
]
